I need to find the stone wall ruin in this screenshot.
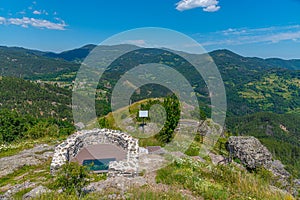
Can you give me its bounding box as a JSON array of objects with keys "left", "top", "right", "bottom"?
[{"left": 50, "top": 129, "right": 139, "bottom": 177}]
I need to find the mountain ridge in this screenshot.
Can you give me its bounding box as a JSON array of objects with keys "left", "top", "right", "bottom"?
[{"left": 1, "top": 44, "right": 300, "bottom": 70}]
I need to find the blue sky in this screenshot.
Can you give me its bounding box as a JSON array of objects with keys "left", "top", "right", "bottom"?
[{"left": 1, "top": 0, "right": 300, "bottom": 59}]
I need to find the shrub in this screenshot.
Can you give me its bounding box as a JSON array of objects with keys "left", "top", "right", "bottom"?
[
  {"left": 185, "top": 142, "right": 200, "bottom": 156},
  {"left": 54, "top": 162, "right": 90, "bottom": 197}
]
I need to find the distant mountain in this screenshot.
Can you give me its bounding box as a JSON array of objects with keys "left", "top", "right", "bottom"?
[
  {"left": 1, "top": 44, "right": 299, "bottom": 80},
  {"left": 0, "top": 46, "right": 79, "bottom": 79},
  {"left": 210, "top": 49, "right": 300, "bottom": 115},
  {"left": 88, "top": 47, "right": 299, "bottom": 116},
  {"left": 44, "top": 44, "right": 96, "bottom": 62},
  {"left": 266, "top": 58, "right": 300, "bottom": 70},
  {"left": 0, "top": 45, "right": 299, "bottom": 116},
  {"left": 0, "top": 44, "right": 143, "bottom": 80},
  {"left": 211, "top": 49, "right": 300, "bottom": 70},
  {"left": 43, "top": 44, "right": 140, "bottom": 62},
  {"left": 42, "top": 45, "right": 300, "bottom": 71}
]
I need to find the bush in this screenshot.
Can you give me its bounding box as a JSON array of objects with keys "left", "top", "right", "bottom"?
[
  {"left": 54, "top": 162, "right": 90, "bottom": 197},
  {"left": 185, "top": 142, "right": 200, "bottom": 156},
  {"left": 0, "top": 109, "right": 74, "bottom": 144},
  {"left": 25, "top": 121, "right": 59, "bottom": 139}
]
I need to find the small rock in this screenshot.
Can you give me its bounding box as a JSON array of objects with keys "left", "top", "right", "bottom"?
[
  {"left": 22, "top": 186, "right": 51, "bottom": 200},
  {"left": 209, "top": 152, "right": 226, "bottom": 165}
]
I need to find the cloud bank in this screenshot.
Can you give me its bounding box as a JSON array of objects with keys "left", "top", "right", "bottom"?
[
  {"left": 0, "top": 16, "right": 66, "bottom": 30},
  {"left": 176, "top": 0, "right": 220, "bottom": 12}
]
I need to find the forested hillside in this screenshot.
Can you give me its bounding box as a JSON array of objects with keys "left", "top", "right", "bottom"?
[
  {"left": 0, "top": 45, "right": 299, "bottom": 117},
  {"left": 0, "top": 46, "right": 79, "bottom": 79},
  {"left": 92, "top": 47, "right": 300, "bottom": 116},
  {"left": 0, "top": 76, "right": 72, "bottom": 120}
]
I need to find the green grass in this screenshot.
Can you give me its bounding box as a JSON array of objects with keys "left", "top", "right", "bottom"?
[
  {"left": 33, "top": 186, "right": 193, "bottom": 200},
  {"left": 126, "top": 186, "right": 192, "bottom": 200},
  {"left": 89, "top": 173, "right": 107, "bottom": 182},
  {"left": 98, "top": 98, "right": 167, "bottom": 147},
  {"left": 0, "top": 144, "right": 34, "bottom": 158},
  {"left": 156, "top": 157, "right": 294, "bottom": 200},
  {"left": 139, "top": 136, "right": 163, "bottom": 147},
  {"left": 0, "top": 159, "right": 53, "bottom": 189},
  {"left": 12, "top": 188, "right": 33, "bottom": 200}
]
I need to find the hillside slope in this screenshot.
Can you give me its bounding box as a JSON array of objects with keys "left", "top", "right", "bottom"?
[
  {"left": 0, "top": 76, "right": 72, "bottom": 120},
  {"left": 0, "top": 46, "right": 79, "bottom": 79},
  {"left": 91, "top": 47, "right": 300, "bottom": 116}
]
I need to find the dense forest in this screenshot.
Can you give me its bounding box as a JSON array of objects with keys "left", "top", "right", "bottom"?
[
  {"left": 0, "top": 109, "right": 74, "bottom": 144},
  {"left": 0, "top": 76, "right": 72, "bottom": 120}
]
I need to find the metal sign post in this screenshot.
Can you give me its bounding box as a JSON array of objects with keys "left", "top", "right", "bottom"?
[{"left": 139, "top": 110, "right": 149, "bottom": 133}]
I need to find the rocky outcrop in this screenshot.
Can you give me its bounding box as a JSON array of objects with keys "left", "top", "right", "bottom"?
[
  {"left": 227, "top": 136, "right": 273, "bottom": 169},
  {"left": 50, "top": 129, "right": 139, "bottom": 177},
  {"left": 268, "top": 160, "right": 290, "bottom": 181},
  {"left": 0, "top": 144, "right": 54, "bottom": 178},
  {"left": 227, "top": 136, "right": 296, "bottom": 194},
  {"left": 0, "top": 182, "right": 36, "bottom": 200}
]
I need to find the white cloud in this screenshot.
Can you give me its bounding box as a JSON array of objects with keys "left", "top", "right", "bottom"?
[
  {"left": 33, "top": 10, "right": 49, "bottom": 15},
  {"left": 0, "top": 17, "right": 6, "bottom": 24},
  {"left": 176, "top": 0, "right": 220, "bottom": 12},
  {"left": 196, "top": 25, "right": 300, "bottom": 46},
  {"left": 18, "top": 11, "right": 26, "bottom": 15},
  {"left": 33, "top": 10, "right": 41, "bottom": 15},
  {"left": 0, "top": 16, "right": 67, "bottom": 30}
]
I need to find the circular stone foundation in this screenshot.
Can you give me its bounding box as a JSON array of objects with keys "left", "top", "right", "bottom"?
[{"left": 50, "top": 129, "right": 139, "bottom": 177}]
